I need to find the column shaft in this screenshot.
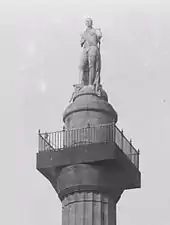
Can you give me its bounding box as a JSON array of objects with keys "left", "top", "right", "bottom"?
[{"left": 62, "top": 192, "right": 116, "bottom": 225}]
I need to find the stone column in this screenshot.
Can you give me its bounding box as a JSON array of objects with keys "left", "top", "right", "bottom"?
[{"left": 62, "top": 192, "right": 116, "bottom": 225}]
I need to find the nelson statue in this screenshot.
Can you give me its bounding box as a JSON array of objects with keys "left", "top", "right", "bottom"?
[{"left": 79, "top": 18, "right": 102, "bottom": 91}]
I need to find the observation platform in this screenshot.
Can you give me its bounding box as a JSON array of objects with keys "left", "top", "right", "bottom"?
[{"left": 37, "top": 123, "right": 141, "bottom": 198}]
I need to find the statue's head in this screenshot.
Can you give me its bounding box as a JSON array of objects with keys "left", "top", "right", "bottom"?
[{"left": 85, "top": 17, "right": 93, "bottom": 28}]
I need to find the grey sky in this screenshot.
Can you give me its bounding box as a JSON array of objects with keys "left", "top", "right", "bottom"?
[{"left": 1, "top": 0, "right": 170, "bottom": 224}]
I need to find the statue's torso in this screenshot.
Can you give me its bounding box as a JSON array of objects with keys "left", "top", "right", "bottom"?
[{"left": 82, "top": 28, "right": 99, "bottom": 48}]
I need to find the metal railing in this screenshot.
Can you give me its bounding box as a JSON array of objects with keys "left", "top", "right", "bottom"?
[{"left": 38, "top": 123, "right": 139, "bottom": 168}]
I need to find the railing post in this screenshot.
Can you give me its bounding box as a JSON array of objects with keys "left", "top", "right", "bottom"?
[
  {"left": 58, "top": 131, "right": 60, "bottom": 149},
  {"left": 121, "top": 129, "right": 124, "bottom": 150},
  {"left": 54, "top": 132, "right": 56, "bottom": 149},
  {"left": 59, "top": 131, "right": 61, "bottom": 149},
  {"left": 113, "top": 122, "right": 116, "bottom": 142},
  {"left": 94, "top": 125, "right": 96, "bottom": 143},
  {"left": 44, "top": 132, "right": 47, "bottom": 151},
  {"left": 62, "top": 126, "right": 65, "bottom": 149},
  {"left": 137, "top": 149, "right": 140, "bottom": 168},
  {"left": 130, "top": 139, "right": 132, "bottom": 161},
  {"left": 87, "top": 122, "right": 90, "bottom": 143},
  {"left": 52, "top": 132, "right": 54, "bottom": 149}
]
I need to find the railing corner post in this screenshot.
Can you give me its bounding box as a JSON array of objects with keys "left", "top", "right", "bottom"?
[
  {"left": 138, "top": 148, "right": 140, "bottom": 155},
  {"left": 137, "top": 148, "right": 140, "bottom": 168},
  {"left": 130, "top": 139, "right": 132, "bottom": 152},
  {"left": 121, "top": 129, "right": 124, "bottom": 149},
  {"left": 113, "top": 122, "right": 116, "bottom": 142}
]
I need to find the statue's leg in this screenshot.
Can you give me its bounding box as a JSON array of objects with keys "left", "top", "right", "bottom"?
[
  {"left": 98, "top": 52, "right": 101, "bottom": 78},
  {"left": 88, "top": 47, "right": 97, "bottom": 85},
  {"left": 84, "top": 61, "right": 89, "bottom": 85},
  {"left": 79, "top": 49, "right": 88, "bottom": 85},
  {"left": 96, "top": 51, "right": 101, "bottom": 85}
]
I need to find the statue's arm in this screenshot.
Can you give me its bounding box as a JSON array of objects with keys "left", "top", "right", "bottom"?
[
  {"left": 96, "top": 28, "right": 102, "bottom": 43},
  {"left": 80, "top": 34, "right": 85, "bottom": 47}
]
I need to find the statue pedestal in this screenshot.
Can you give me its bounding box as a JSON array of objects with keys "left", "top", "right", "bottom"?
[
  {"left": 70, "top": 84, "right": 108, "bottom": 102},
  {"left": 64, "top": 85, "right": 117, "bottom": 130}
]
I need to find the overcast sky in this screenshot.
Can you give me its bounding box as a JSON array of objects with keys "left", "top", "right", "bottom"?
[{"left": 0, "top": 0, "right": 170, "bottom": 224}]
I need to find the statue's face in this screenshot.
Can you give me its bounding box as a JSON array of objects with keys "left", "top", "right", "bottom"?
[{"left": 85, "top": 18, "right": 93, "bottom": 28}]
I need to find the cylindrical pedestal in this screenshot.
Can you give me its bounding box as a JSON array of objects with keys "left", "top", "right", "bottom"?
[
  {"left": 62, "top": 192, "right": 116, "bottom": 225},
  {"left": 63, "top": 86, "right": 118, "bottom": 129}
]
